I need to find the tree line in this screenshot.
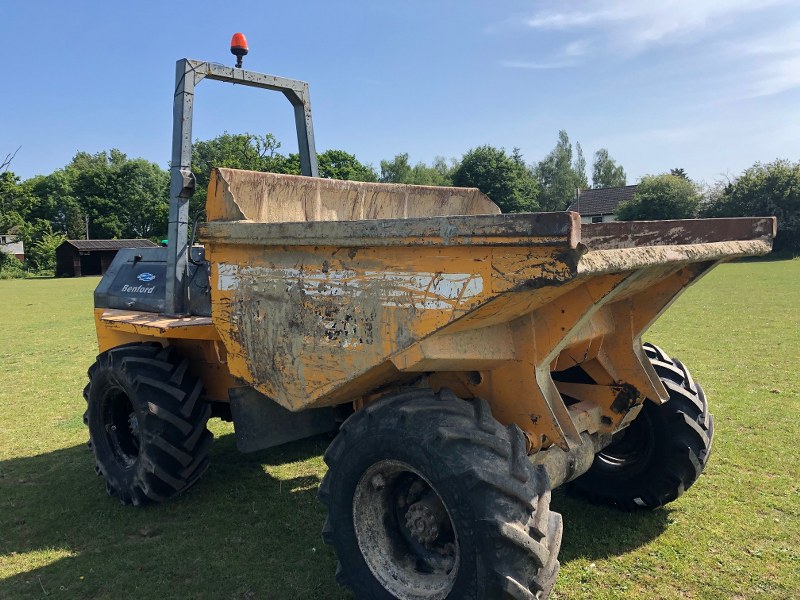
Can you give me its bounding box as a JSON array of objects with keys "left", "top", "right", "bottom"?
[{"left": 1, "top": 129, "right": 797, "bottom": 276}]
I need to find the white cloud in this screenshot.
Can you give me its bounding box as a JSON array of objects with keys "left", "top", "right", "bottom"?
[
  {"left": 502, "top": 1, "right": 800, "bottom": 98},
  {"left": 718, "top": 22, "right": 800, "bottom": 98},
  {"left": 524, "top": 7, "right": 630, "bottom": 30},
  {"left": 500, "top": 59, "right": 576, "bottom": 70},
  {"left": 521, "top": 0, "right": 789, "bottom": 54},
  {"left": 743, "top": 55, "right": 800, "bottom": 98},
  {"left": 563, "top": 40, "right": 590, "bottom": 58},
  {"left": 501, "top": 40, "right": 589, "bottom": 70}
]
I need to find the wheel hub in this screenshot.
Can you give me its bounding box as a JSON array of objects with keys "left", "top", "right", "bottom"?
[
  {"left": 405, "top": 495, "right": 447, "bottom": 546},
  {"left": 352, "top": 460, "right": 460, "bottom": 600}
]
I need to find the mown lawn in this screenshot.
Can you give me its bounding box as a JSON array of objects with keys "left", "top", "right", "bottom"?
[{"left": 0, "top": 260, "right": 798, "bottom": 599}]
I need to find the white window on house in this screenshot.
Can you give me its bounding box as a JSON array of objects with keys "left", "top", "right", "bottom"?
[{"left": 591, "top": 215, "right": 603, "bottom": 224}]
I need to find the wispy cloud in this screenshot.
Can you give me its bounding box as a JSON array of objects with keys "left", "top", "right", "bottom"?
[
  {"left": 524, "top": 6, "right": 632, "bottom": 30},
  {"left": 563, "top": 40, "right": 590, "bottom": 58},
  {"left": 521, "top": 0, "right": 788, "bottom": 54},
  {"left": 501, "top": 40, "right": 589, "bottom": 70},
  {"left": 718, "top": 22, "right": 800, "bottom": 98},
  {"left": 741, "top": 55, "right": 800, "bottom": 98},
  {"left": 498, "top": 1, "right": 800, "bottom": 98},
  {"left": 500, "top": 59, "right": 576, "bottom": 70}
]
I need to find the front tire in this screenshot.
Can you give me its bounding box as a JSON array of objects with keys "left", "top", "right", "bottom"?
[
  {"left": 570, "top": 343, "right": 714, "bottom": 510},
  {"left": 84, "top": 343, "right": 213, "bottom": 505},
  {"left": 319, "top": 388, "right": 562, "bottom": 600}
]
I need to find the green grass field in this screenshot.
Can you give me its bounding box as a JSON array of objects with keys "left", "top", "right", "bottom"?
[{"left": 1, "top": 260, "right": 798, "bottom": 599}]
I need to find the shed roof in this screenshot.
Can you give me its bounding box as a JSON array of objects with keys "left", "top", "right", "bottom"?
[
  {"left": 567, "top": 185, "right": 637, "bottom": 215},
  {"left": 60, "top": 239, "right": 158, "bottom": 251}
]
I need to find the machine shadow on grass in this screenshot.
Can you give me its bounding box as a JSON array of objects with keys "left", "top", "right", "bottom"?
[
  {"left": 0, "top": 433, "right": 667, "bottom": 598},
  {"left": 0, "top": 433, "right": 342, "bottom": 598},
  {"left": 551, "top": 489, "right": 670, "bottom": 562}
]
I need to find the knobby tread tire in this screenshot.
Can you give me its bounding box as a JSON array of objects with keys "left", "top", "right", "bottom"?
[
  {"left": 319, "top": 388, "right": 563, "bottom": 599},
  {"left": 84, "top": 342, "right": 212, "bottom": 505},
  {"left": 570, "top": 343, "right": 714, "bottom": 510}
]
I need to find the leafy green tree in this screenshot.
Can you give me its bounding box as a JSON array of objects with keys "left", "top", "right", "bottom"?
[
  {"left": 14, "top": 219, "right": 59, "bottom": 271},
  {"left": 114, "top": 159, "right": 169, "bottom": 238},
  {"left": 31, "top": 230, "right": 66, "bottom": 271},
  {"left": 616, "top": 174, "right": 700, "bottom": 221},
  {"left": 57, "top": 150, "right": 170, "bottom": 240},
  {"left": 0, "top": 172, "right": 34, "bottom": 233},
  {"left": 0, "top": 172, "right": 66, "bottom": 274},
  {"left": 7, "top": 150, "right": 168, "bottom": 241},
  {"left": 318, "top": 149, "right": 377, "bottom": 182},
  {"left": 452, "top": 145, "right": 538, "bottom": 213},
  {"left": 702, "top": 160, "right": 800, "bottom": 254},
  {"left": 535, "top": 130, "right": 583, "bottom": 211},
  {"left": 380, "top": 153, "right": 413, "bottom": 183},
  {"left": 28, "top": 170, "right": 84, "bottom": 238},
  {"left": 191, "top": 132, "right": 291, "bottom": 191},
  {"left": 592, "top": 149, "right": 627, "bottom": 189},
  {"left": 0, "top": 249, "right": 26, "bottom": 278},
  {"left": 190, "top": 132, "right": 293, "bottom": 223},
  {"left": 379, "top": 153, "right": 454, "bottom": 186},
  {"left": 670, "top": 168, "right": 689, "bottom": 180}
]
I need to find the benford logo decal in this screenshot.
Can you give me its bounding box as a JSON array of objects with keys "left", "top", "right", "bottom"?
[
  {"left": 122, "top": 284, "right": 156, "bottom": 294},
  {"left": 137, "top": 272, "right": 156, "bottom": 283}
]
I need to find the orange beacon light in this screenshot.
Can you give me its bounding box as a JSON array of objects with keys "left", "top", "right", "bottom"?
[{"left": 230, "top": 33, "right": 249, "bottom": 68}]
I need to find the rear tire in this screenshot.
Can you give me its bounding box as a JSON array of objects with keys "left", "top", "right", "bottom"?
[
  {"left": 570, "top": 343, "right": 713, "bottom": 510},
  {"left": 84, "top": 342, "right": 213, "bottom": 505},
  {"left": 319, "top": 388, "right": 562, "bottom": 599}
]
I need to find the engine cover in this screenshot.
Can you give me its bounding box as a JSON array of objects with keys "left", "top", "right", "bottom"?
[{"left": 94, "top": 247, "right": 211, "bottom": 316}]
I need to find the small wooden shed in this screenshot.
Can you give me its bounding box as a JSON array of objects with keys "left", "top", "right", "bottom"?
[{"left": 55, "top": 239, "right": 157, "bottom": 277}]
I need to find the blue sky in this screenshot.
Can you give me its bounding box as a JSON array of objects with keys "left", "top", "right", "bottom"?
[{"left": 2, "top": 1, "right": 798, "bottom": 185}]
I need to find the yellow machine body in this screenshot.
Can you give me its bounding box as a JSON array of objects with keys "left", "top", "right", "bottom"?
[{"left": 94, "top": 167, "right": 775, "bottom": 453}]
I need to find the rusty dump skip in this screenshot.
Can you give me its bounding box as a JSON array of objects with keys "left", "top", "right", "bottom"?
[
  {"left": 198, "top": 168, "right": 775, "bottom": 451},
  {"left": 206, "top": 167, "right": 501, "bottom": 222}
]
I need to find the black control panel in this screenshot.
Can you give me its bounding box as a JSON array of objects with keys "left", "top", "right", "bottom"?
[{"left": 94, "top": 247, "right": 211, "bottom": 316}]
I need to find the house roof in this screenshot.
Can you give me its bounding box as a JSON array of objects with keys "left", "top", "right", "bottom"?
[
  {"left": 567, "top": 185, "right": 637, "bottom": 215},
  {"left": 60, "top": 239, "right": 158, "bottom": 251}
]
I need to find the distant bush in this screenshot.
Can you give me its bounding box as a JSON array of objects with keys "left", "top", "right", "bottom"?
[
  {"left": 616, "top": 174, "right": 700, "bottom": 221},
  {"left": 0, "top": 252, "right": 27, "bottom": 279},
  {"left": 702, "top": 159, "right": 800, "bottom": 255}
]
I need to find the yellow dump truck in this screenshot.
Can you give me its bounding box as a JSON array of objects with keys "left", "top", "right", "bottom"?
[{"left": 83, "top": 46, "right": 776, "bottom": 599}]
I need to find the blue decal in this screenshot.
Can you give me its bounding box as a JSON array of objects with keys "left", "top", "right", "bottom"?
[{"left": 137, "top": 272, "right": 156, "bottom": 283}]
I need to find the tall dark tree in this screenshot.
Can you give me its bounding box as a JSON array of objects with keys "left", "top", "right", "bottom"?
[
  {"left": 670, "top": 168, "right": 689, "bottom": 180},
  {"left": 535, "top": 131, "right": 583, "bottom": 211},
  {"left": 592, "top": 149, "right": 627, "bottom": 189},
  {"left": 0, "top": 172, "right": 35, "bottom": 233},
  {"left": 28, "top": 170, "right": 84, "bottom": 238},
  {"left": 452, "top": 145, "right": 538, "bottom": 213}
]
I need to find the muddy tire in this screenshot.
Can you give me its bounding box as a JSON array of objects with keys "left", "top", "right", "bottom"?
[
  {"left": 84, "top": 342, "right": 213, "bottom": 505},
  {"left": 570, "top": 343, "right": 713, "bottom": 510},
  {"left": 319, "top": 388, "right": 562, "bottom": 600}
]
